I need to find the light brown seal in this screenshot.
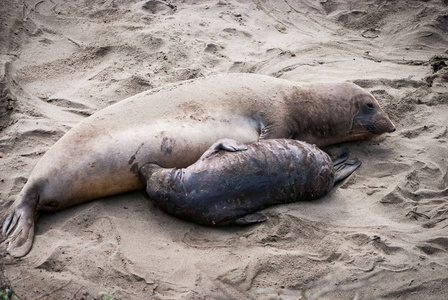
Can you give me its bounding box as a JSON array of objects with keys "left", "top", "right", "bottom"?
[
  {"left": 140, "top": 138, "right": 361, "bottom": 226},
  {"left": 2, "top": 73, "right": 395, "bottom": 257}
]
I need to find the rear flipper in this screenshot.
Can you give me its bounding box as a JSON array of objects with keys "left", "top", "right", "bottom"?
[
  {"left": 332, "top": 148, "right": 350, "bottom": 165},
  {"left": 2, "top": 204, "right": 37, "bottom": 257},
  {"left": 333, "top": 158, "right": 362, "bottom": 183},
  {"left": 200, "top": 138, "right": 248, "bottom": 160}
]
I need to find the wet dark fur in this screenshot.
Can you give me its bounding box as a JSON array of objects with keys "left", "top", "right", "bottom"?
[{"left": 140, "top": 139, "right": 361, "bottom": 226}]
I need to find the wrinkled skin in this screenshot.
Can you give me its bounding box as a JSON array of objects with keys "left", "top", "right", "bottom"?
[
  {"left": 2, "top": 73, "right": 395, "bottom": 257},
  {"left": 140, "top": 139, "right": 361, "bottom": 226}
]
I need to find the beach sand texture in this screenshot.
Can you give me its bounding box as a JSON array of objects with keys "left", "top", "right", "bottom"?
[{"left": 1, "top": 0, "right": 447, "bottom": 299}]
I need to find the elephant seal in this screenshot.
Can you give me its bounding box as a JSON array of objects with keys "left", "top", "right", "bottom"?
[
  {"left": 140, "top": 138, "right": 361, "bottom": 226},
  {"left": 2, "top": 73, "right": 395, "bottom": 257}
]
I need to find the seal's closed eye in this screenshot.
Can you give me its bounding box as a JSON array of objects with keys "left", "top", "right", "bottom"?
[{"left": 361, "top": 102, "right": 377, "bottom": 114}]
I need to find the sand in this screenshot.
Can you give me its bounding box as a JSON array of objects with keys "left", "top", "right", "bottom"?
[{"left": 1, "top": 0, "right": 447, "bottom": 299}]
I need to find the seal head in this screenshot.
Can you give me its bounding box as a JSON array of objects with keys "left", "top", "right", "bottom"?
[{"left": 284, "top": 82, "right": 395, "bottom": 146}]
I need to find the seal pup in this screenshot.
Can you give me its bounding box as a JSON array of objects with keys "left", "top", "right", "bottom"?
[
  {"left": 2, "top": 73, "right": 394, "bottom": 257},
  {"left": 139, "top": 138, "right": 362, "bottom": 226}
]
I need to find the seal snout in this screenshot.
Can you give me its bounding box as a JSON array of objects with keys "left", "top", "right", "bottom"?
[
  {"left": 139, "top": 163, "right": 156, "bottom": 181},
  {"left": 382, "top": 118, "right": 396, "bottom": 134},
  {"left": 388, "top": 124, "right": 396, "bottom": 133},
  {"left": 139, "top": 162, "right": 164, "bottom": 181}
]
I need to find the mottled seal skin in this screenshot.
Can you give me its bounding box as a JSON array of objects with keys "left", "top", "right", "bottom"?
[
  {"left": 140, "top": 138, "right": 361, "bottom": 226},
  {"left": 2, "top": 73, "right": 394, "bottom": 257}
]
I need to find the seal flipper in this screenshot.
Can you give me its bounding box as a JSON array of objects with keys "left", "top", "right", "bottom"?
[
  {"left": 234, "top": 213, "right": 268, "bottom": 225},
  {"left": 218, "top": 138, "right": 248, "bottom": 152},
  {"left": 200, "top": 138, "right": 248, "bottom": 160},
  {"left": 332, "top": 148, "right": 350, "bottom": 165},
  {"left": 2, "top": 204, "right": 36, "bottom": 257},
  {"left": 2, "top": 184, "right": 40, "bottom": 258},
  {"left": 333, "top": 159, "right": 362, "bottom": 183}
]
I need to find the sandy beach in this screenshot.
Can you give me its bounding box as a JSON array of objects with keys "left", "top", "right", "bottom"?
[{"left": 1, "top": 0, "right": 447, "bottom": 299}]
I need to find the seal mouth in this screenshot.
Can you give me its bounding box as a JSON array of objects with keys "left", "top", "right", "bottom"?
[
  {"left": 347, "top": 130, "right": 374, "bottom": 141},
  {"left": 365, "top": 123, "right": 379, "bottom": 134},
  {"left": 349, "top": 121, "right": 376, "bottom": 137},
  {"left": 350, "top": 117, "right": 396, "bottom": 137},
  {"left": 372, "top": 119, "right": 397, "bottom": 135}
]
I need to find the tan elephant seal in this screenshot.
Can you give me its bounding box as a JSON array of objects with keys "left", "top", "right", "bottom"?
[
  {"left": 2, "top": 73, "right": 395, "bottom": 257},
  {"left": 140, "top": 138, "right": 362, "bottom": 226}
]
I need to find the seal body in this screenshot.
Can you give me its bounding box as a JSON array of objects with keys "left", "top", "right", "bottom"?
[
  {"left": 2, "top": 73, "right": 394, "bottom": 256},
  {"left": 140, "top": 138, "right": 361, "bottom": 226}
]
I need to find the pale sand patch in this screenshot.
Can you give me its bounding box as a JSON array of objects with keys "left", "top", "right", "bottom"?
[{"left": 1, "top": 1, "right": 447, "bottom": 299}]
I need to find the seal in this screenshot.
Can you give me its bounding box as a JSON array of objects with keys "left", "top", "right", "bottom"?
[
  {"left": 2, "top": 73, "right": 395, "bottom": 257},
  {"left": 139, "top": 138, "right": 362, "bottom": 226}
]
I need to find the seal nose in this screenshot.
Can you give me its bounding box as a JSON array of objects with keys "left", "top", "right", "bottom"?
[
  {"left": 387, "top": 120, "right": 396, "bottom": 133},
  {"left": 389, "top": 124, "right": 396, "bottom": 133}
]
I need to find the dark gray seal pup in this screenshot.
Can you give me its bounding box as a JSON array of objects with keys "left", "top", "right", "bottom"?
[
  {"left": 2, "top": 73, "right": 392, "bottom": 257},
  {"left": 140, "top": 138, "right": 361, "bottom": 226}
]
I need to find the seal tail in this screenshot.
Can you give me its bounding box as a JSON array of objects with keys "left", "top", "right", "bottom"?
[
  {"left": 332, "top": 150, "right": 362, "bottom": 183},
  {"left": 2, "top": 185, "right": 39, "bottom": 257}
]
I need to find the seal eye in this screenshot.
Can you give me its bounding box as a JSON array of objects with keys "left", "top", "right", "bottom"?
[{"left": 359, "top": 102, "right": 377, "bottom": 115}]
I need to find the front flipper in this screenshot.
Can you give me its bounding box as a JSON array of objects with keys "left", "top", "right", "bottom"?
[
  {"left": 2, "top": 204, "right": 36, "bottom": 257},
  {"left": 234, "top": 213, "right": 268, "bottom": 225},
  {"left": 200, "top": 138, "right": 248, "bottom": 160}
]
